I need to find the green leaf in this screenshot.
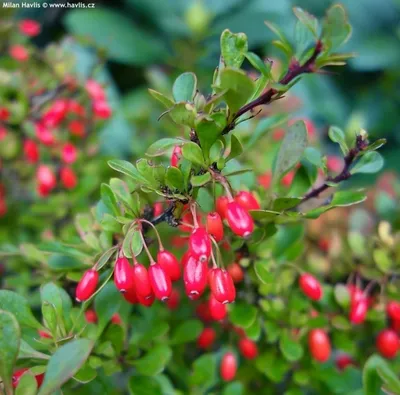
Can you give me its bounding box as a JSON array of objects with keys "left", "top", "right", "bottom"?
[
  {"left": 64, "top": 8, "right": 167, "bottom": 65},
  {"left": 15, "top": 371, "right": 37, "bottom": 395},
  {"left": 217, "top": 68, "right": 255, "bottom": 114},
  {"left": 101, "top": 183, "right": 120, "bottom": 217},
  {"left": 148, "top": 89, "right": 174, "bottom": 109},
  {"left": 304, "top": 147, "right": 324, "bottom": 168},
  {"left": 18, "top": 339, "right": 49, "bottom": 360},
  {"left": 363, "top": 354, "right": 388, "bottom": 395},
  {"left": 351, "top": 151, "right": 384, "bottom": 174},
  {"left": 195, "top": 113, "right": 225, "bottom": 159},
  {"left": 172, "top": 72, "right": 197, "bottom": 102},
  {"left": 146, "top": 138, "right": 183, "bottom": 157},
  {"left": 170, "top": 320, "right": 203, "bottom": 345},
  {"left": 0, "top": 290, "right": 41, "bottom": 329},
  {"left": 190, "top": 353, "right": 217, "bottom": 389},
  {"left": 134, "top": 345, "right": 172, "bottom": 376},
  {"left": 0, "top": 311, "right": 20, "bottom": 394},
  {"left": 273, "top": 120, "right": 308, "bottom": 185},
  {"left": 272, "top": 197, "right": 302, "bottom": 211},
  {"left": 122, "top": 228, "right": 143, "bottom": 259},
  {"left": 364, "top": 139, "right": 386, "bottom": 153},
  {"left": 38, "top": 339, "right": 93, "bottom": 395},
  {"left": 223, "top": 382, "right": 244, "bottom": 395},
  {"left": 250, "top": 210, "right": 280, "bottom": 221},
  {"left": 279, "top": 331, "right": 303, "bottom": 362},
  {"left": 293, "top": 7, "right": 318, "bottom": 38},
  {"left": 254, "top": 260, "right": 274, "bottom": 284},
  {"left": 334, "top": 284, "right": 350, "bottom": 308},
  {"left": 191, "top": 173, "right": 211, "bottom": 187},
  {"left": 328, "top": 126, "right": 349, "bottom": 155},
  {"left": 108, "top": 160, "right": 146, "bottom": 183},
  {"left": 166, "top": 102, "right": 196, "bottom": 127},
  {"left": 182, "top": 142, "right": 206, "bottom": 167},
  {"left": 373, "top": 249, "right": 392, "bottom": 273},
  {"left": 244, "top": 52, "right": 271, "bottom": 76},
  {"left": 377, "top": 363, "right": 400, "bottom": 394},
  {"left": 246, "top": 114, "right": 288, "bottom": 149},
  {"left": 322, "top": 4, "right": 352, "bottom": 51},
  {"left": 48, "top": 254, "right": 86, "bottom": 272},
  {"left": 165, "top": 167, "right": 185, "bottom": 191},
  {"left": 220, "top": 29, "right": 248, "bottom": 68},
  {"left": 264, "top": 21, "right": 293, "bottom": 55},
  {"left": 226, "top": 134, "right": 243, "bottom": 162},
  {"left": 129, "top": 375, "right": 162, "bottom": 395},
  {"left": 229, "top": 302, "right": 257, "bottom": 328}
]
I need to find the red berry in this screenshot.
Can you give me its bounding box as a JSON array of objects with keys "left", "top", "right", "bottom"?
[
  {"left": 216, "top": 196, "right": 229, "bottom": 219},
  {"left": 272, "top": 128, "right": 285, "bottom": 141},
  {"left": 235, "top": 191, "right": 260, "bottom": 211},
  {"left": 35, "top": 123, "right": 54, "bottom": 146},
  {"left": 37, "top": 165, "right": 56, "bottom": 194},
  {"left": 348, "top": 285, "right": 363, "bottom": 304},
  {"left": 336, "top": 354, "right": 354, "bottom": 371},
  {"left": 377, "top": 329, "right": 400, "bottom": 359},
  {"left": 38, "top": 329, "right": 51, "bottom": 338},
  {"left": 189, "top": 227, "right": 211, "bottom": 262},
  {"left": 93, "top": 100, "right": 112, "bottom": 119},
  {"left": 327, "top": 156, "right": 343, "bottom": 173},
  {"left": 166, "top": 288, "right": 180, "bottom": 310},
  {"left": 206, "top": 212, "right": 224, "bottom": 242},
  {"left": 75, "top": 269, "right": 99, "bottom": 302},
  {"left": 60, "top": 167, "right": 77, "bottom": 189},
  {"left": 61, "top": 143, "right": 77, "bottom": 164},
  {"left": 111, "top": 313, "right": 122, "bottom": 325},
  {"left": 258, "top": 171, "right": 272, "bottom": 189},
  {"left": 349, "top": 298, "right": 368, "bottom": 325},
  {"left": 68, "top": 120, "right": 86, "bottom": 137},
  {"left": 226, "top": 201, "right": 254, "bottom": 237},
  {"left": 0, "top": 126, "right": 7, "bottom": 141},
  {"left": 12, "top": 369, "right": 28, "bottom": 388},
  {"left": 281, "top": 171, "right": 295, "bottom": 187},
  {"left": 196, "top": 301, "right": 212, "bottom": 322},
  {"left": 35, "top": 373, "right": 44, "bottom": 388},
  {"left": 0, "top": 107, "right": 9, "bottom": 121},
  {"left": 23, "top": 139, "right": 39, "bottom": 163},
  {"left": 68, "top": 100, "right": 86, "bottom": 117},
  {"left": 86, "top": 79, "right": 106, "bottom": 101},
  {"left": 157, "top": 250, "right": 181, "bottom": 281},
  {"left": 123, "top": 288, "right": 138, "bottom": 304},
  {"left": 42, "top": 99, "right": 68, "bottom": 127},
  {"left": 197, "top": 327, "right": 216, "bottom": 349},
  {"left": 19, "top": 19, "right": 41, "bottom": 36},
  {"left": 170, "top": 145, "right": 182, "bottom": 167},
  {"left": 183, "top": 254, "right": 208, "bottom": 300},
  {"left": 133, "top": 263, "right": 153, "bottom": 300},
  {"left": 0, "top": 199, "right": 7, "bottom": 217},
  {"left": 114, "top": 257, "right": 135, "bottom": 293},
  {"left": 9, "top": 45, "right": 29, "bottom": 62},
  {"left": 227, "top": 263, "right": 244, "bottom": 283},
  {"left": 238, "top": 338, "right": 258, "bottom": 360},
  {"left": 137, "top": 292, "right": 155, "bottom": 307},
  {"left": 220, "top": 352, "right": 237, "bottom": 381},
  {"left": 387, "top": 301, "right": 400, "bottom": 321},
  {"left": 149, "top": 263, "right": 172, "bottom": 301},
  {"left": 85, "top": 309, "right": 98, "bottom": 323},
  {"left": 299, "top": 274, "right": 323, "bottom": 301},
  {"left": 318, "top": 238, "right": 330, "bottom": 252},
  {"left": 153, "top": 202, "right": 163, "bottom": 217},
  {"left": 308, "top": 329, "right": 331, "bottom": 362},
  {"left": 209, "top": 268, "right": 236, "bottom": 304},
  {"left": 209, "top": 294, "right": 227, "bottom": 321}
]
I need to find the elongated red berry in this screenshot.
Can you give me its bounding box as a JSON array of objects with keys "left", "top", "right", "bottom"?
[
  {"left": 227, "top": 263, "right": 244, "bottom": 283},
  {"left": 153, "top": 202, "right": 163, "bottom": 217},
  {"left": 308, "top": 329, "right": 331, "bottom": 362},
  {"left": 238, "top": 338, "right": 258, "bottom": 360},
  {"left": 114, "top": 257, "right": 135, "bottom": 293},
  {"left": 60, "top": 167, "right": 77, "bottom": 189},
  {"left": 349, "top": 298, "right": 368, "bottom": 325},
  {"left": 387, "top": 301, "right": 400, "bottom": 321},
  {"left": 166, "top": 288, "right": 180, "bottom": 310},
  {"left": 336, "top": 354, "right": 354, "bottom": 370},
  {"left": 123, "top": 288, "right": 138, "bottom": 304},
  {"left": 149, "top": 263, "right": 172, "bottom": 301},
  {"left": 226, "top": 201, "right": 254, "bottom": 237},
  {"left": 235, "top": 191, "right": 260, "bottom": 211},
  {"left": 189, "top": 227, "right": 211, "bottom": 262},
  {"left": 19, "top": 19, "right": 41, "bottom": 36},
  {"left": 216, "top": 196, "right": 229, "bottom": 219},
  {"left": 23, "top": 139, "right": 39, "bottom": 163},
  {"left": 206, "top": 212, "right": 224, "bottom": 242},
  {"left": 61, "top": 143, "right": 77, "bottom": 164},
  {"left": 93, "top": 100, "right": 112, "bottom": 119},
  {"left": 35, "top": 123, "right": 54, "bottom": 146},
  {"left": 133, "top": 263, "right": 153, "bottom": 300},
  {"left": 76, "top": 269, "right": 99, "bottom": 302},
  {"left": 209, "top": 294, "right": 227, "bottom": 321},
  {"left": 137, "top": 292, "right": 155, "bottom": 307},
  {"left": 258, "top": 171, "right": 272, "bottom": 189},
  {"left": 348, "top": 285, "right": 363, "bottom": 304},
  {"left": 68, "top": 120, "right": 85, "bottom": 137},
  {"left": 38, "top": 329, "right": 51, "bottom": 338},
  {"left": 157, "top": 250, "right": 181, "bottom": 281},
  {"left": 9, "top": 45, "right": 29, "bottom": 62},
  {"left": 86, "top": 79, "right": 106, "bottom": 101},
  {"left": 377, "top": 329, "right": 400, "bottom": 359},
  {"left": 220, "top": 352, "right": 237, "bottom": 381},
  {"left": 171, "top": 145, "right": 182, "bottom": 167},
  {"left": 197, "top": 327, "right": 216, "bottom": 349},
  {"left": 183, "top": 255, "right": 208, "bottom": 300},
  {"left": 209, "top": 268, "right": 236, "bottom": 304},
  {"left": 85, "top": 309, "right": 98, "bottom": 323},
  {"left": 299, "top": 273, "right": 323, "bottom": 301}
]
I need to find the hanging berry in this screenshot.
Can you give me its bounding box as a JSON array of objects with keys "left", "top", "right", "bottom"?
[{"left": 75, "top": 269, "right": 99, "bottom": 302}]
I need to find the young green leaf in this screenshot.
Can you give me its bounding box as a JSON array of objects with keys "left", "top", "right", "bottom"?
[
  {"left": 166, "top": 167, "right": 185, "bottom": 191},
  {"left": 148, "top": 89, "right": 174, "bottom": 109},
  {"left": 168, "top": 102, "right": 197, "bottom": 127},
  {"left": 172, "top": 72, "right": 197, "bottom": 102},
  {"left": 351, "top": 151, "right": 384, "bottom": 174},
  {"left": 220, "top": 29, "right": 248, "bottom": 68},
  {"left": 182, "top": 142, "right": 206, "bottom": 167},
  {"left": 293, "top": 7, "right": 319, "bottom": 38},
  {"left": 322, "top": 4, "right": 352, "bottom": 51},
  {"left": 328, "top": 126, "right": 349, "bottom": 154},
  {"left": 146, "top": 138, "right": 184, "bottom": 157},
  {"left": 229, "top": 302, "right": 257, "bottom": 328},
  {"left": 170, "top": 320, "right": 203, "bottom": 345},
  {"left": 134, "top": 345, "right": 172, "bottom": 376}
]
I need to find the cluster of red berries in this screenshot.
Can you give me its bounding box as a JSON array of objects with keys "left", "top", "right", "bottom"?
[{"left": 12, "top": 368, "right": 44, "bottom": 390}]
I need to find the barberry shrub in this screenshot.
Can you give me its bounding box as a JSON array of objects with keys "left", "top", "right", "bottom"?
[{"left": 0, "top": 5, "right": 398, "bottom": 395}]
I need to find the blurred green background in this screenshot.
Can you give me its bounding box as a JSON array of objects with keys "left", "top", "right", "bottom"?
[{"left": 8, "top": 0, "right": 400, "bottom": 172}]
